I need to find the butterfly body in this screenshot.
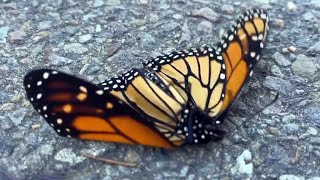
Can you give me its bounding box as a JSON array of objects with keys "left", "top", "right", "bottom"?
[
  {"left": 24, "top": 9, "right": 269, "bottom": 148},
  {"left": 177, "top": 105, "right": 226, "bottom": 144}
]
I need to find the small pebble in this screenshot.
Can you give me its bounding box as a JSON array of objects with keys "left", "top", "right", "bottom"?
[
  {"left": 271, "top": 19, "right": 285, "bottom": 28},
  {"left": 54, "top": 148, "right": 85, "bottom": 164},
  {"left": 272, "top": 52, "right": 291, "bottom": 67},
  {"left": 79, "top": 34, "right": 93, "bottom": 43},
  {"left": 271, "top": 65, "right": 284, "bottom": 78},
  {"left": 279, "top": 174, "right": 304, "bottom": 180},
  {"left": 192, "top": 7, "right": 219, "bottom": 22},
  {"left": 197, "top": 20, "right": 213, "bottom": 33},
  {"left": 287, "top": 1, "right": 297, "bottom": 11},
  {"left": 263, "top": 76, "right": 292, "bottom": 94},
  {"left": 95, "top": 24, "right": 102, "bottom": 32},
  {"left": 221, "top": 4, "right": 234, "bottom": 14},
  {"left": 308, "top": 127, "right": 318, "bottom": 135},
  {"left": 105, "top": 0, "right": 121, "bottom": 6},
  {"left": 291, "top": 54, "right": 317, "bottom": 78},
  {"left": 231, "top": 149, "right": 253, "bottom": 175},
  {"left": 8, "top": 30, "right": 27, "bottom": 43},
  {"left": 48, "top": 53, "right": 74, "bottom": 65},
  {"left": 124, "top": 149, "right": 140, "bottom": 163},
  {"left": 106, "top": 45, "right": 120, "bottom": 57},
  {"left": 31, "top": 124, "right": 41, "bottom": 130},
  {"left": 139, "top": 0, "right": 149, "bottom": 5},
  {"left": 288, "top": 46, "right": 297, "bottom": 53},
  {"left": 0, "top": 26, "right": 10, "bottom": 43},
  {"left": 307, "top": 41, "right": 320, "bottom": 54},
  {"left": 63, "top": 43, "right": 89, "bottom": 54},
  {"left": 93, "top": 0, "right": 104, "bottom": 7},
  {"left": 268, "top": 127, "right": 280, "bottom": 135}
]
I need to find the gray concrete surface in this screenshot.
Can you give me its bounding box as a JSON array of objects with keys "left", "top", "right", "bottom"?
[{"left": 0, "top": 0, "right": 320, "bottom": 179}]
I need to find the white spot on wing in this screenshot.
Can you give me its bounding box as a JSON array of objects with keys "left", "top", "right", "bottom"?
[
  {"left": 36, "top": 93, "right": 42, "bottom": 99},
  {"left": 249, "top": 71, "right": 253, "bottom": 77},
  {"left": 57, "top": 118, "right": 63, "bottom": 124},
  {"left": 43, "top": 72, "right": 50, "bottom": 79},
  {"left": 79, "top": 86, "right": 87, "bottom": 93},
  {"left": 252, "top": 36, "right": 258, "bottom": 41},
  {"left": 228, "top": 34, "right": 234, "bottom": 41},
  {"left": 223, "top": 43, "right": 227, "bottom": 48},
  {"left": 96, "top": 90, "right": 104, "bottom": 95},
  {"left": 220, "top": 73, "right": 226, "bottom": 80}
]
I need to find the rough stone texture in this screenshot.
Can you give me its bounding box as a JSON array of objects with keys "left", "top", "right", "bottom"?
[
  {"left": 291, "top": 54, "right": 317, "bottom": 78},
  {"left": 192, "top": 7, "right": 219, "bottom": 22},
  {"left": 1, "top": 0, "right": 320, "bottom": 179},
  {"left": 272, "top": 52, "right": 292, "bottom": 67},
  {"left": 307, "top": 41, "right": 320, "bottom": 54}
]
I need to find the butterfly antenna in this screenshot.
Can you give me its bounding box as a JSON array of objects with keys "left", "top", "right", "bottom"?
[
  {"left": 229, "top": 92, "right": 279, "bottom": 132},
  {"left": 81, "top": 153, "right": 138, "bottom": 167}
]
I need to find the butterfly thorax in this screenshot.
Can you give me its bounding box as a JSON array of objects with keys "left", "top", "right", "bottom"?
[{"left": 177, "top": 106, "right": 226, "bottom": 145}]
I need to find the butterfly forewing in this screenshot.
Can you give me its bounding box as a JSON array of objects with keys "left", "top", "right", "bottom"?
[
  {"left": 218, "top": 9, "right": 269, "bottom": 111},
  {"left": 24, "top": 69, "right": 175, "bottom": 148}
]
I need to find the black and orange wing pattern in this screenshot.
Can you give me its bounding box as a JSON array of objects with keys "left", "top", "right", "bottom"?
[
  {"left": 97, "top": 68, "right": 187, "bottom": 146},
  {"left": 143, "top": 9, "right": 269, "bottom": 118},
  {"left": 217, "top": 9, "right": 269, "bottom": 111},
  {"left": 143, "top": 47, "right": 226, "bottom": 118},
  {"left": 24, "top": 9, "right": 269, "bottom": 147},
  {"left": 24, "top": 69, "right": 175, "bottom": 148}
]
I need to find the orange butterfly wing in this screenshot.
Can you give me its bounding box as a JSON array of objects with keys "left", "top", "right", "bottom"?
[
  {"left": 98, "top": 68, "right": 187, "bottom": 146},
  {"left": 143, "top": 47, "right": 226, "bottom": 118},
  {"left": 24, "top": 69, "right": 174, "bottom": 148},
  {"left": 217, "top": 9, "right": 269, "bottom": 111},
  {"left": 143, "top": 9, "right": 269, "bottom": 118}
]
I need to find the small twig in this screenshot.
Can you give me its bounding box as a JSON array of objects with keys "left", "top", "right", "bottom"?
[{"left": 81, "top": 153, "right": 138, "bottom": 168}]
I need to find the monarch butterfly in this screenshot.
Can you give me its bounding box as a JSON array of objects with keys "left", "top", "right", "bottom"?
[{"left": 24, "top": 9, "right": 269, "bottom": 148}]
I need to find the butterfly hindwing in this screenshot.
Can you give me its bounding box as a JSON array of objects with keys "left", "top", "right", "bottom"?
[
  {"left": 24, "top": 69, "right": 174, "bottom": 148},
  {"left": 143, "top": 47, "right": 227, "bottom": 118},
  {"left": 98, "top": 68, "right": 187, "bottom": 146}
]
